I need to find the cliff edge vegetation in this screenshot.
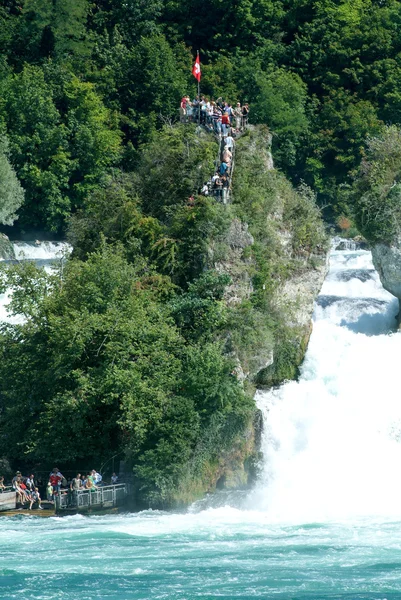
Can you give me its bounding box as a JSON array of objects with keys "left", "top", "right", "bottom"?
[
  {"left": 352, "top": 126, "right": 401, "bottom": 322},
  {"left": 0, "top": 125, "right": 327, "bottom": 506}
]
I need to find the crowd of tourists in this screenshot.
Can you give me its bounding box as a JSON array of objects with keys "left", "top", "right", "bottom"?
[
  {"left": 180, "top": 96, "right": 250, "bottom": 204},
  {"left": 179, "top": 96, "right": 250, "bottom": 133},
  {"left": 0, "top": 470, "right": 43, "bottom": 509},
  {"left": 0, "top": 467, "right": 120, "bottom": 508}
]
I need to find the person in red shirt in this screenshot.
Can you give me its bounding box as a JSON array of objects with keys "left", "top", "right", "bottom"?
[
  {"left": 180, "top": 97, "right": 187, "bottom": 123},
  {"left": 49, "top": 468, "right": 62, "bottom": 496},
  {"left": 221, "top": 112, "right": 230, "bottom": 136}
]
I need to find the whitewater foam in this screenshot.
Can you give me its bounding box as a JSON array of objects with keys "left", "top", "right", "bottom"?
[{"left": 251, "top": 245, "right": 401, "bottom": 522}]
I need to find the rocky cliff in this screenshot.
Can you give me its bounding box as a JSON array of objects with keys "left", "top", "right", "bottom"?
[
  {"left": 372, "top": 242, "right": 401, "bottom": 326},
  {"left": 201, "top": 126, "right": 329, "bottom": 498}
]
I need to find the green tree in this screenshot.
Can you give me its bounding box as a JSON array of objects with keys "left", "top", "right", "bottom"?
[
  {"left": 18, "top": 0, "right": 92, "bottom": 62},
  {"left": 353, "top": 126, "right": 401, "bottom": 244},
  {"left": 0, "top": 135, "right": 24, "bottom": 225},
  {"left": 0, "top": 65, "right": 71, "bottom": 230}
]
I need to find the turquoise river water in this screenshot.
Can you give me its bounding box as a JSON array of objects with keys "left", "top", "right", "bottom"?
[{"left": 1, "top": 242, "right": 401, "bottom": 599}]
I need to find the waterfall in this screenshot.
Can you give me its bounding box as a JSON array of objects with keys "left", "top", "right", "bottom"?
[
  {"left": 250, "top": 244, "right": 401, "bottom": 522},
  {"left": 0, "top": 240, "right": 72, "bottom": 263}
]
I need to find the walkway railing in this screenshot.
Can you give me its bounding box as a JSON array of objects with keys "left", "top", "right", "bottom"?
[{"left": 57, "top": 483, "right": 127, "bottom": 510}]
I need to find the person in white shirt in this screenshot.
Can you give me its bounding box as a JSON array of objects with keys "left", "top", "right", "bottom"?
[
  {"left": 225, "top": 135, "right": 234, "bottom": 150},
  {"left": 91, "top": 470, "right": 102, "bottom": 485}
]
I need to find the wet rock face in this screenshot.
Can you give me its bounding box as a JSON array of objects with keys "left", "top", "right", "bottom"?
[
  {"left": 214, "top": 218, "right": 254, "bottom": 306},
  {"left": 372, "top": 243, "right": 401, "bottom": 299}
]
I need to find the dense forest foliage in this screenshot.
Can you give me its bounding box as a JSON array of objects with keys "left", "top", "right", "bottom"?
[
  {"left": 1, "top": 0, "right": 396, "bottom": 503},
  {"left": 0, "top": 0, "right": 400, "bottom": 230}
]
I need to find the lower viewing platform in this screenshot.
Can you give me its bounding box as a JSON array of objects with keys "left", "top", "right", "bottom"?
[
  {"left": 57, "top": 483, "right": 128, "bottom": 513},
  {"left": 0, "top": 483, "right": 128, "bottom": 517}
]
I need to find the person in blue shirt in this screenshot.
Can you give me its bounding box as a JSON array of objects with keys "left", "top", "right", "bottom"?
[{"left": 219, "top": 162, "right": 228, "bottom": 176}]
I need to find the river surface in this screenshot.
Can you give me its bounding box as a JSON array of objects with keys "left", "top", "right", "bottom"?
[{"left": 1, "top": 242, "right": 401, "bottom": 599}]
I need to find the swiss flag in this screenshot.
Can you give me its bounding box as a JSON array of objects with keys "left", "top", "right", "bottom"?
[{"left": 192, "top": 52, "right": 201, "bottom": 82}]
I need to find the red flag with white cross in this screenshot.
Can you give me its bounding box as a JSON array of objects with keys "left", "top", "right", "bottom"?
[{"left": 192, "top": 52, "right": 201, "bottom": 82}]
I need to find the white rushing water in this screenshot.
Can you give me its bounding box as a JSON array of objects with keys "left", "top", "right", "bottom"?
[{"left": 250, "top": 245, "right": 401, "bottom": 522}]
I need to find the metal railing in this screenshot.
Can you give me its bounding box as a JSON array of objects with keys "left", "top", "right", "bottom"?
[{"left": 57, "top": 483, "right": 127, "bottom": 510}]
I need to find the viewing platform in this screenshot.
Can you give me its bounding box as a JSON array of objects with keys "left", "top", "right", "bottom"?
[{"left": 0, "top": 483, "right": 128, "bottom": 517}]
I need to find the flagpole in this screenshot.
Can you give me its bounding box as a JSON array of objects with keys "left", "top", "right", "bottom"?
[{"left": 197, "top": 52, "right": 201, "bottom": 125}]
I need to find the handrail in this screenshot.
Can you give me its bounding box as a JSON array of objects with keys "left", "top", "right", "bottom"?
[{"left": 57, "top": 482, "right": 127, "bottom": 510}]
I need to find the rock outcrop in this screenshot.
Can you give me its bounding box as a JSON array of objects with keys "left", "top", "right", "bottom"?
[
  {"left": 372, "top": 242, "right": 401, "bottom": 326},
  {"left": 372, "top": 243, "right": 401, "bottom": 299},
  {"left": 214, "top": 218, "right": 254, "bottom": 305}
]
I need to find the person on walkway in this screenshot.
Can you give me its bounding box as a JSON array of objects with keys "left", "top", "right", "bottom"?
[
  {"left": 186, "top": 96, "right": 193, "bottom": 122},
  {"left": 200, "top": 97, "right": 208, "bottom": 125},
  {"left": 242, "top": 103, "right": 250, "bottom": 130},
  {"left": 201, "top": 182, "right": 209, "bottom": 196},
  {"left": 85, "top": 473, "right": 97, "bottom": 492},
  {"left": 0, "top": 476, "right": 5, "bottom": 492},
  {"left": 49, "top": 468, "right": 62, "bottom": 497},
  {"left": 207, "top": 101, "right": 214, "bottom": 127},
  {"left": 46, "top": 480, "right": 54, "bottom": 502},
  {"left": 221, "top": 174, "right": 230, "bottom": 204},
  {"left": 69, "top": 473, "right": 82, "bottom": 506},
  {"left": 25, "top": 473, "right": 36, "bottom": 491},
  {"left": 180, "top": 96, "right": 187, "bottom": 123},
  {"left": 219, "top": 161, "right": 229, "bottom": 176},
  {"left": 70, "top": 474, "right": 82, "bottom": 492},
  {"left": 12, "top": 472, "right": 27, "bottom": 504},
  {"left": 91, "top": 470, "right": 102, "bottom": 485},
  {"left": 225, "top": 134, "right": 234, "bottom": 151},
  {"left": 221, "top": 112, "right": 230, "bottom": 137},
  {"left": 192, "top": 96, "right": 201, "bottom": 122},
  {"left": 222, "top": 146, "right": 232, "bottom": 164},
  {"left": 213, "top": 106, "right": 222, "bottom": 135},
  {"left": 111, "top": 472, "right": 119, "bottom": 485},
  {"left": 234, "top": 103, "right": 242, "bottom": 130},
  {"left": 29, "top": 487, "right": 43, "bottom": 510},
  {"left": 225, "top": 103, "right": 233, "bottom": 124},
  {"left": 214, "top": 175, "right": 223, "bottom": 199}
]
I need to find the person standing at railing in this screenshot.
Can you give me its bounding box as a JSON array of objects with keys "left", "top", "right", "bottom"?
[
  {"left": 207, "top": 102, "right": 214, "bottom": 128},
  {"left": 111, "top": 472, "right": 119, "bottom": 485},
  {"left": 91, "top": 469, "right": 102, "bottom": 485},
  {"left": 234, "top": 103, "right": 242, "bottom": 131},
  {"left": 46, "top": 480, "right": 53, "bottom": 502},
  {"left": 212, "top": 105, "right": 222, "bottom": 135},
  {"left": 85, "top": 472, "right": 97, "bottom": 492},
  {"left": 0, "top": 476, "right": 5, "bottom": 492},
  {"left": 221, "top": 112, "right": 230, "bottom": 137},
  {"left": 242, "top": 103, "right": 250, "bottom": 130},
  {"left": 180, "top": 96, "right": 187, "bottom": 123},
  {"left": 70, "top": 473, "right": 82, "bottom": 492},
  {"left": 49, "top": 468, "right": 63, "bottom": 497},
  {"left": 69, "top": 473, "right": 82, "bottom": 506}
]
